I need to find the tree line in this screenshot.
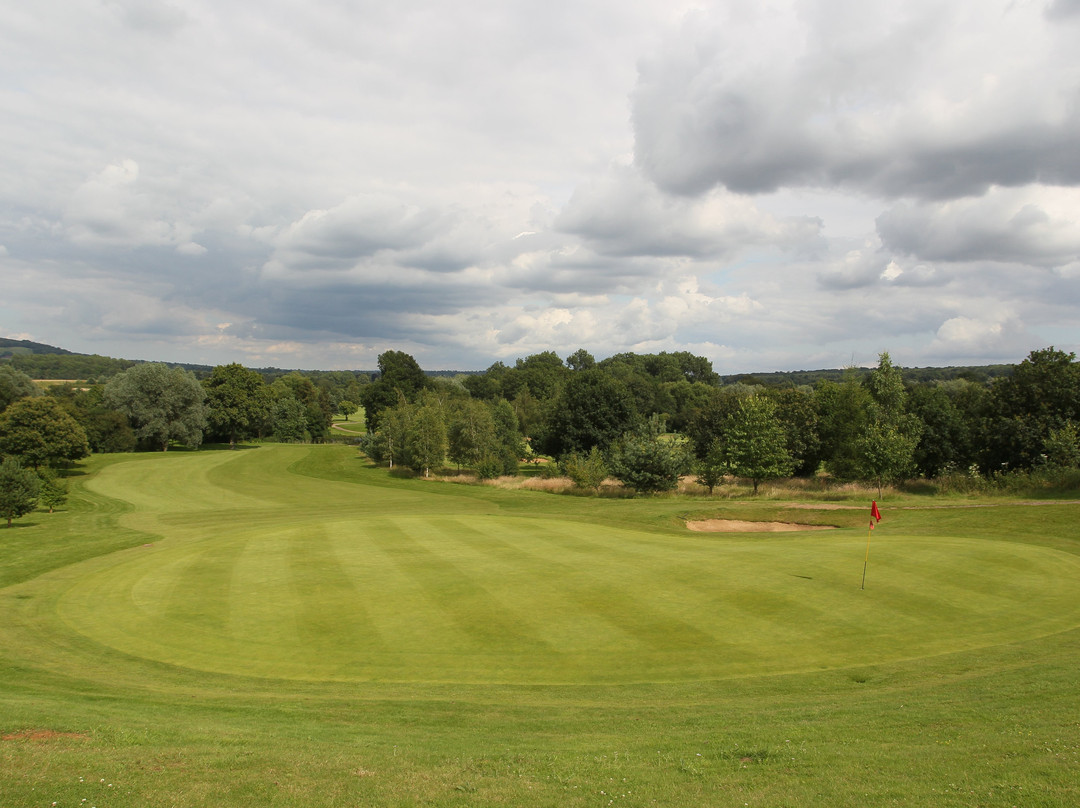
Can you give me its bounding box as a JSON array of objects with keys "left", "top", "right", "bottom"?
[{"left": 1, "top": 346, "right": 1078, "bottom": 524}]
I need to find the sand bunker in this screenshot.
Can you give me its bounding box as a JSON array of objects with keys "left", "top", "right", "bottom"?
[{"left": 686, "top": 519, "right": 835, "bottom": 532}]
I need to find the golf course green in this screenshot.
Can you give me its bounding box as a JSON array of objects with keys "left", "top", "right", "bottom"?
[{"left": 3, "top": 444, "right": 1079, "bottom": 806}]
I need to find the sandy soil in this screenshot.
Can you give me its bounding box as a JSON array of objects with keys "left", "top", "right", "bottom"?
[{"left": 686, "top": 519, "right": 835, "bottom": 532}]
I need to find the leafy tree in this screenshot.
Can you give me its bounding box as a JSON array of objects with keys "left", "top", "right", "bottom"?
[
  {"left": 985, "top": 347, "right": 1080, "bottom": 470},
  {"left": 105, "top": 364, "right": 207, "bottom": 451},
  {"left": 815, "top": 373, "right": 872, "bottom": 479},
  {"left": 565, "top": 348, "right": 596, "bottom": 371},
  {"left": 720, "top": 396, "right": 794, "bottom": 494},
  {"left": 270, "top": 372, "right": 332, "bottom": 442},
  {"left": 491, "top": 398, "right": 525, "bottom": 475},
  {"left": 542, "top": 369, "right": 637, "bottom": 456},
  {"left": 406, "top": 404, "right": 447, "bottom": 477},
  {"left": 36, "top": 466, "right": 68, "bottom": 513},
  {"left": 562, "top": 446, "right": 609, "bottom": 492},
  {"left": 203, "top": 363, "right": 271, "bottom": 448},
  {"left": 0, "top": 365, "right": 38, "bottom": 412},
  {"left": 513, "top": 351, "right": 569, "bottom": 401},
  {"left": 855, "top": 421, "right": 919, "bottom": 496},
  {"left": 0, "top": 396, "right": 90, "bottom": 468},
  {"left": 694, "top": 439, "right": 727, "bottom": 495},
  {"left": 338, "top": 400, "right": 358, "bottom": 421},
  {"left": 1043, "top": 421, "right": 1080, "bottom": 469},
  {"left": 361, "top": 351, "right": 429, "bottom": 432},
  {"left": 609, "top": 415, "right": 689, "bottom": 494},
  {"left": 0, "top": 457, "right": 40, "bottom": 527},
  {"left": 854, "top": 352, "right": 922, "bottom": 492},
  {"left": 764, "top": 387, "right": 821, "bottom": 476},
  {"left": 271, "top": 397, "right": 310, "bottom": 443},
  {"left": 448, "top": 399, "right": 497, "bottom": 469}
]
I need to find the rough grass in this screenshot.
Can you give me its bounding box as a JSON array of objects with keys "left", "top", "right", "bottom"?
[{"left": 2, "top": 444, "right": 1080, "bottom": 806}]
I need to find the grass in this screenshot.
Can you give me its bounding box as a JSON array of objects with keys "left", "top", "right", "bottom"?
[{"left": 2, "top": 444, "right": 1080, "bottom": 806}]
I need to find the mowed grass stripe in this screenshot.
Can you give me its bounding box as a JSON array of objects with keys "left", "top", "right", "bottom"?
[{"left": 365, "top": 517, "right": 555, "bottom": 653}]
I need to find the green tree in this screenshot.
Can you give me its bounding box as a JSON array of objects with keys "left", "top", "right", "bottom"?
[
  {"left": 985, "top": 347, "right": 1080, "bottom": 470},
  {"left": 270, "top": 372, "right": 332, "bottom": 442},
  {"left": 609, "top": 414, "right": 689, "bottom": 494},
  {"left": 542, "top": 369, "right": 637, "bottom": 456},
  {"left": 1043, "top": 421, "right": 1080, "bottom": 469},
  {"left": 406, "top": 404, "right": 447, "bottom": 478},
  {"left": 694, "top": 439, "right": 727, "bottom": 495},
  {"left": 0, "top": 396, "right": 90, "bottom": 468},
  {"left": 855, "top": 422, "right": 920, "bottom": 497},
  {"left": 36, "top": 466, "right": 68, "bottom": 513},
  {"left": 721, "top": 396, "right": 794, "bottom": 494},
  {"left": 104, "top": 364, "right": 208, "bottom": 451},
  {"left": 565, "top": 348, "right": 596, "bottom": 371},
  {"left": 854, "top": 352, "right": 922, "bottom": 493},
  {"left": 203, "top": 363, "right": 271, "bottom": 448},
  {"left": 0, "top": 365, "right": 38, "bottom": 412},
  {"left": 815, "top": 373, "right": 872, "bottom": 479},
  {"left": 361, "top": 351, "right": 429, "bottom": 432},
  {"left": 491, "top": 398, "right": 525, "bottom": 475},
  {"left": 447, "top": 399, "right": 497, "bottom": 469},
  {"left": 562, "top": 446, "right": 609, "bottom": 492},
  {"left": 271, "top": 397, "right": 310, "bottom": 443},
  {"left": 0, "top": 457, "right": 40, "bottom": 527}
]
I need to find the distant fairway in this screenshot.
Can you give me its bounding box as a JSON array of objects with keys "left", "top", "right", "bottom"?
[{"left": 50, "top": 446, "right": 1080, "bottom": 684}]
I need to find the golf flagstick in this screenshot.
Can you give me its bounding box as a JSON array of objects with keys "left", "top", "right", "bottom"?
[{"left": 861, "top": 500, "right": 881, "bottom": 590}]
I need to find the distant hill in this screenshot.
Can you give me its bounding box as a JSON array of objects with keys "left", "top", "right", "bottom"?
[
  {"left": 0, "top": 337, "right": 77, "bottom": 358},
  {"left": 3, "top": 337, "right": 1015, "bottom": 385}
]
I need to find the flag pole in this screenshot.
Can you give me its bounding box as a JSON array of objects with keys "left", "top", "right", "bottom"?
[
  {"left": 861, "top": 521, "right": 872, "bottom": 590},
  {"left": 861, "top": 500, "right": 881, "bottom": 590}
]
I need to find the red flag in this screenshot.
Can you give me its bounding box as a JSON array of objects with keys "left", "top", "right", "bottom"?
[{"left": 870, "top": 500, "right": 882, "bottom": 527}]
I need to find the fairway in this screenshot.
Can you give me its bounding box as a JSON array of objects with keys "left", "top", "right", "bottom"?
[
  {"left": 5, "top": 444, "right": 1080, "bottom": 807},
  {"left": 41, "top": 446, "right": 1080, "bottom": 685}
]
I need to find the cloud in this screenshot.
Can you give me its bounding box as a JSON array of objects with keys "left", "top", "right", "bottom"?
[
  {"left": 876, "top": 186, "right": 1080, "bottom": 267},
  {"left": 632, "top": 0, "right": 1080, "bottom": 199},
  {"left": 555, "top": 165, "right": 821, "bottom": 258}
]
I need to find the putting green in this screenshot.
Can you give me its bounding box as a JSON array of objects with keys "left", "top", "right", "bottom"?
[{"left": 50, "top": 447, "right": 1080, "bottom": 684}]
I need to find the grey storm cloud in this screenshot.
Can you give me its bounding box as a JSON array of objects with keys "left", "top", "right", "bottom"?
[{"left": 632, "top": 0, "right": 1080, "bottom": 200}]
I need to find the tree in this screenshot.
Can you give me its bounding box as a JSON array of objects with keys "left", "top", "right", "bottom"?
[
  {"left": 491, "top": 398, "right": 525, "bottom": 475},
  {"left": 565, "top": 348, "right": 596, "bottom": 371},
  {"left": 104, "top": 363, "right": 208, "bottom": 451},
  {"left": 0, "top": 365, "right": 38, "bottom": 412},
  {"left": 985, "top": 347, "right": 1080, "bottom": 470},
  {"left": 0, "top": 396, "right": 90, "bottom": 468},
  {"left": 562, "top": 446, "right": 609, "bottom": 492},
  {"left": 854, "top": 352, "right": 922, "bottom": 493},
  {"left": 36, "top": 466, "right": 68, "bottom": 513},
  {"left": 447, "top": 399, "right": 497, "bottom": 469},
  {"left": 338, "top": 400, "right": 358, "bottom": 422},
  {"left": 270, "top": 372, "right": 332, "bottom": 442},
  {"left": 721, "top": 396, "right": 794, "bottom": 494},
  {"left": 203, "top": 363, "right": 271, "bottom": 448},
  {"left": 542, "top": 369, "right": 637, "bottom": 456},
  {"left": 815, "top": 373, "right": 872, "bottom": 479},
  {"left": 608, "top": 414, "right": 689, "bottom": 494},
  {"left": 694, "top": 439, "right": 727, "bottom": 495},
  {"left": 361, "top": 351, "right": 429, "bottom": 432},
  {"left": 406, "top": 404, "right": 447, "bottom": 477},
  {"left": 271, "top": 397, "right": 310, "bottom": 443},
  {"left": 855, "top": 421, "right": 919, "bottom": 497},
  {"left": 0, "top": 457, "right": 40, "bottom": 527}
]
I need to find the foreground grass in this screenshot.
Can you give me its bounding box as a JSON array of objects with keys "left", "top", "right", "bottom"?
[{"left": 2, "top": 445, "right": 1079, "bottom": 806}]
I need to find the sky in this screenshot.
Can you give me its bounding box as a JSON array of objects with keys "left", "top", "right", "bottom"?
[{"left": 3, "top": 0, "right": 1079, "bottom": 373}]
